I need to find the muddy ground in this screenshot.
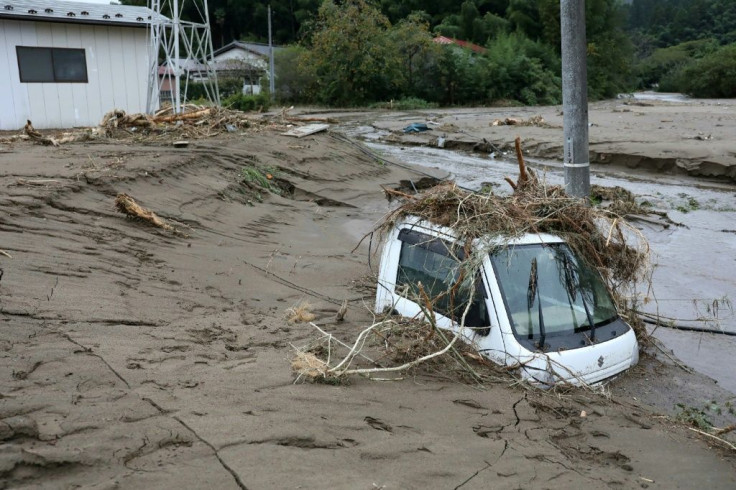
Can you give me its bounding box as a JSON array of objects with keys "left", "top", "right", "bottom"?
[{"left": 1, "top": 102, "right": 736, "bottom": 489}]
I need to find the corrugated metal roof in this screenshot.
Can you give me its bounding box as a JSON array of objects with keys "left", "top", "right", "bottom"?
[{"left": 0, "top": 0, "right": 168, "bottom": 27}]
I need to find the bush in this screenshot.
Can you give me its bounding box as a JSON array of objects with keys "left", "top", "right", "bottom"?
[
  {"left": 275, "top": 46, "right": 317, "bottom": 104},
  {"left": 185, "top": 79, "right": 244, "bottom": 101},
  {"left": 370, "top": 97, "right": 439, "bottom": 110},
  {"left": 679, "top": 44, "right": 736, "bottom": 97},
  {"left": 484, "top": 33, "right": 562, "bottom": 105},
  {"left": 223, "top": 92, "right": 271, "bottom": 112}
]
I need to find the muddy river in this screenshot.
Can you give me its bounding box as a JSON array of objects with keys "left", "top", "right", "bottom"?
[{"left": 348, "top": 124, "right": 736, "bottom": 394}]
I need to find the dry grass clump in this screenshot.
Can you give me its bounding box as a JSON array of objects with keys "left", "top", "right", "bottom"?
[
  {"left": 290, "top": 318, "right": 513, "bottom": 385},
  {"left": 590, "top": 184, "right": 650, "bottom": 217},
  {"left": 371, "top": 318, "right": 509, "bottom": 382},
  {"left": 285, "top": 301, "right": 317, "bottom": 323},
  {"left": 381, "top": 181, "right": 648, "bottom": 287},
  {"left": 291, "top": 351, "right": 330, "bottom": 381}
]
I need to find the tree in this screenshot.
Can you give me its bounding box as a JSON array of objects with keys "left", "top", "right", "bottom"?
[
  {"left": 299, "top": 0, "right": 403, "bottom": 105},
  {"left": 275, "top": 45, "right": 316, "bottom": 102},
  {"left": 390, "top": 14, "right": 440, "bottom": 96}
]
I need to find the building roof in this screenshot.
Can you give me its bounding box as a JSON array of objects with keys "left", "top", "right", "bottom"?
[
  {"left": 433, "top": 36, "right": 487, "bottom": 54},
  {"left": 213, "top": 40, "right": 282, "bottom": 58},
  {"left": 0, "top": 0, "right": 167, "bottom": 27}
]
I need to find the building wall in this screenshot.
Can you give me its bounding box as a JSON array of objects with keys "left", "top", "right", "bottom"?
[{"left": 0, "top": 19, "right": 149, "bottom": 130}]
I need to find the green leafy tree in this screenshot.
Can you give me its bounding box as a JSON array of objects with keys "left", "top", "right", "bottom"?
[
  {"left": 461, "top": 1, "right": 481, "bottom": 41},
  {"left": 274, "top": 45, "right": 316, "bottom": 103},
  {"left": 299, "top": 0, "right": 403, "bottom": 105},
  {"left": 390, "top": 14, "right": 440, "bottom": 96},
  {"left": 485, "top": 33, "right": 561, "bottom": 105}
]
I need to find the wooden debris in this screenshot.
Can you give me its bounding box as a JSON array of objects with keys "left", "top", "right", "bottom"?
[
  {"left": 22, "top": 120, "right": 98, "bottom": 147},
  {"left": 335, "top": 299, "right": 348, "bottom": 322},
  {"left": 0, "top": 250, "right": 12, "bottom": 259},
  {"left": 101, "top": 110, "right": 154, "bottom": 130},
  {"left": 504, "top": 136, "right": 535, "bottom": 191},
  {"left": 24, "top": 120, "right": 59, "bottom": 147},
  {"left": 14, "top": 106, "right": 319, "bottom": 147},
  {"left": 282, "top": 123, "right": 330, "bottom": 138},
  {"left": 154, "top": 108, "right": 212, "bottom": 123},
  {"left": 114, "top": 193, "right": 174, "bottom": 232},
  {"left": 15, "top": 179, "right": 61, "bottom": 186}
]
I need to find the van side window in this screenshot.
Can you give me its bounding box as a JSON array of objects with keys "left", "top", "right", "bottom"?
[{"left": 396, "top": 229, "right": 490, "bottom": 335}]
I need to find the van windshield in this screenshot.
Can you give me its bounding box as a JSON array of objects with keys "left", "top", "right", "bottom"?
[{"left": 490, "top": 243, "right": 619, "bottom": 350}]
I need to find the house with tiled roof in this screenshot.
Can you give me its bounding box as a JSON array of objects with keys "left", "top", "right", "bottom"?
[{"left": 433, "top": 36, "right": 487, "bottom": 54}]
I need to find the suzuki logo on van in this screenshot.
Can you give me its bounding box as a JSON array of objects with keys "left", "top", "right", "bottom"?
[{"left": 598, "top": 356, "right": 605, "bottom": 367}]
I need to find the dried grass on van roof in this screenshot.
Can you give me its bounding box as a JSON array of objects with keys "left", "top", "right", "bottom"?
[{"left": 379, "top": 137, "right": 651, "bottom": 338}]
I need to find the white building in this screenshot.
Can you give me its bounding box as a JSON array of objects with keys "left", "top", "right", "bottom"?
[
  {"left": 213, "top": 41, "right": 280, "bottom": 95},
  {"left": 0, "top": 0, "right": 165, "bottom": 130}
]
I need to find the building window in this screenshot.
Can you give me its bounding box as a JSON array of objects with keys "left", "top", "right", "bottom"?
[{"left": 16, "top": 46, "right": 88, "bottom": 83}]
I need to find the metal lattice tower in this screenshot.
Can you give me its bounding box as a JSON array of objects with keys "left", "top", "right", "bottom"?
[{"left": 146, "top": 0, "right": 220, "bottom": 114}]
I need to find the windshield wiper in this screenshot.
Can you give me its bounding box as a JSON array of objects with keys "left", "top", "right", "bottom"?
[
  {"left": 527, "top": 257, "right": 546, "bottom": 350},
  {"left": 579, "top": 288, "right": 597, "bottom": 342},
  {"left": 561, "top": 251, "right": 596, "bottom": 342}
]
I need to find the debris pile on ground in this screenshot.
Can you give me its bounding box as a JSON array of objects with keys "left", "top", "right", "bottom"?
[
  {"left": 2, "top": 106, "right": 331, "bottom": 147},
  {"left": 590, "top": 184, "right": 680, "bottom": 228},
  {"left": 99, "top": 106, "right": 269, "bottom": 140},
  {"left": 22, "top": 120, "right": 100, "bottom": 147}
]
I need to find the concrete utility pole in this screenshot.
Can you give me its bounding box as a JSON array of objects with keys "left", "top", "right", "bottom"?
[
  {"left": 560, "top": 0, "right": 590, "bottom": 198},
  {"left": 173, "top": 0, "right": 181, "bottom": 114},
  {"left": 268, "top": 5, "right": 275, "bottom": 99}
]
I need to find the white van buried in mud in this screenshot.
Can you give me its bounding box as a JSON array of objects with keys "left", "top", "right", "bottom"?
[{"left": 375, "top": 217, "right": 639, "bottom": 386}]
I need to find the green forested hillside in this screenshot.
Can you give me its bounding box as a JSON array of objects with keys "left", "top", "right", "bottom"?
[
  {"left": 626, "top": 0, "right": 736, "bottom": 96},
  {"left": 127, "top": 0, "right": 736, "bottom": 104}
]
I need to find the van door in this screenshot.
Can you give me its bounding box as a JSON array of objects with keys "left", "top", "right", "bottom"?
[{"left": 388, "top": 227, "right": 491, "bottom": 337}]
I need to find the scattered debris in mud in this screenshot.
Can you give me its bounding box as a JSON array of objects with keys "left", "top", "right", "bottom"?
[{"left": 590, "top": 184, "right": 682, "bottom": 228}]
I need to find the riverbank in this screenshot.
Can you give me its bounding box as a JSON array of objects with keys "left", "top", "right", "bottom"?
[
  {"left": 344, "top": 95, "right": 736, "bottom": 183},
  {"left": 0, "top": 107, "right": 734, "bottom": 488}
]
